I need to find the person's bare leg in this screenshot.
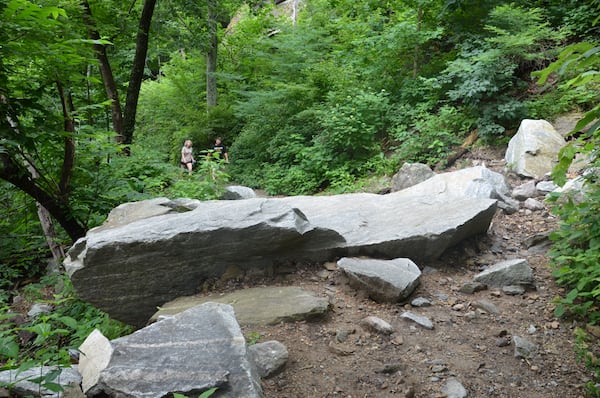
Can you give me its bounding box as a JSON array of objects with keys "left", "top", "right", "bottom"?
[{"left": 187, "top": 163, "right": 193, "bottom": 175}]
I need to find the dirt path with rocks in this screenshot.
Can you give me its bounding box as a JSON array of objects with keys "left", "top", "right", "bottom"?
[{"left": 230, "top": 148, "right": 592, "bottom": 398}]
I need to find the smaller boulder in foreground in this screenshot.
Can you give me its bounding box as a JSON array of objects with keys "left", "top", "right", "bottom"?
[
  {"left": 337, "top": 257, "right": 421, "bottom": 302},
  {"left": 222, "top": 185, "right": 257, "bottom": 200},
  {"left": 248, "top": 341, "right": 289, "bottom": 378},
  {"left": 474, "top": 259, "right": 534, "bottom": 289},
  {"left": 391, "top": 162, "right": 435, "bottom": 192}
]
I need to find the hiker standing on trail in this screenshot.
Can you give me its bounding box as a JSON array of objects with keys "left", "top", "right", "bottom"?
[
  {"left": 211, "top": 137, "right": 229, "bottom": 163},
  {"left": 180, "top": 139, "right": 195, "bottom": 174}
]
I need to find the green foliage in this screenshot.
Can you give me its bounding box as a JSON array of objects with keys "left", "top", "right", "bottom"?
[{"left": 173, "top": 388, "right": 218, "bottom": 398}]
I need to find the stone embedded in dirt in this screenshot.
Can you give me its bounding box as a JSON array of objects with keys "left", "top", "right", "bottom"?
[
  {"left": 27, "top": 303, "right": 53, "bottom": 318},
  {"left": 502, "top": 285, "right": 525, "bottom": 296},
  {"left": 505, "top": 119, "right": 566, "bottom": 179},
  {"left": 513, "top": 335, "right": 538, "bottom": 359},
  {"left": 459, "top": 282, "right": 487, "bottom": 294},
  {"left": 474, "top": 258, "right": 534, "bottom": 289},
  {"left": 0, "top": 366, "right": 82, "bottom": 397},
  {"left": 472, "top": 299, "right": 500, "bottom": 315},
  {"left": 512, "top": 180, "right": 538, "bottom": 200},
  {"left": 441, "top": 377, "right": 468, "bottom": 398},
  {"left": 151, "top": 286, "right": 329, "bottom": 326},
  {"left": 411, "top": 297, "right": 432, "bottom": 307},
  {"left": 523, "top": 198, "right": 545, "bottom": 211},
  {"left": 536, "top": 180, "right": 558, "bottom": 194},
  {"left": 523, "top": 232, "right": 552, "bottom": 249},
  {"left": 222, "top": 185, "right": 257, "bottom": 200},
  {"left": 360, "top": 316, "right": 395, "bottom": 335},
  {"left": 80, "top": 302, "right": 263, "bottom": 398},
  {"left": 400, "top": 311, "right": 434, "bottom": 330},
  {"left": 337, "top": 257, "right": 421, "bottom": 303},
  {"left": 328, "top": 341, "right": 355, "bottom": 356},
  {"left": 248, "top": 340, "right": 288, "bottom": 378},
  {"left": 391, "top": 162, "right": 435, "bottom": 192}
]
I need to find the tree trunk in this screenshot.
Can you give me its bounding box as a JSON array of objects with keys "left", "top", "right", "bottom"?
[
  {"left": 413, "top": 5, "right": 423, "bottom": 78},
  {"left": 123, "top": 0, "right": 157, "bottom": 145},
  {"left": 206, "top": 0, "right": 218, "bottom": 109},
  {"left": 82, "top": 0, "right": 125, "bottom": 143},
  {"left": 56, "top": 80, "right": 75, "bottom": 198}
]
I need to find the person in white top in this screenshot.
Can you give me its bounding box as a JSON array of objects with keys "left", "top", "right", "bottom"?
[{"left": 180, "top": 139, "right": 195, "bottom": 174}]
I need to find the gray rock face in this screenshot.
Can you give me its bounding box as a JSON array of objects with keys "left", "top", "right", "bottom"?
[
  {"left": 337, "top": 257, "right": 421, "bottom": 302},
  {"left": 512, "top": 180, "right": 537, "bottom": 200},
  {"left": 150, "top": 286, "right": 329, "bottom": 326},
  {"left": 505, "top": 119, "right": 566, "bottom": 178},
  {"left": 474, "top": 259, "right": 534, "bottom": 288},
  {"left": 248, "top": 341, "right": 288, "bottom": 378},
  {"left": 0, "top": 366, "right": 82, "bottom": 397},
  {"left": 66, "top": 191, "right": 496, "bottom": 326},
  {"left": 222, "top": 185, "right": 257, "bottom": 200},
  {"left": 80, "top": 303, "right": 263, "bottom": 398},
  {"left": 391, "top": 162, "right": 434, "bottom": 192}
]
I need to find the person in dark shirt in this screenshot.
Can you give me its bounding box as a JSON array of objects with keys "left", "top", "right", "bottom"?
[{"left": 211, "top": 137, "right": 229, "bottom": 163}]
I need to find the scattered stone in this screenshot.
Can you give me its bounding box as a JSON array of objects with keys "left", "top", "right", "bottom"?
[
  {"left": 472, "top": 299, "right": 500, "bottom": 315},
  {"left": 523, "top": 198, "right": 545, "bottom": 211},
  {"left": 441, "top": 377, "right": 468, "bottom": 398},
  {"left": 512, "top": 180, "right": 538, "bottom": 200},
  {"left": 513, "top": 335, "right": 539, "bottom": 359},
  {"left": 337, "top": 257, "right": 421, "bottom": 303},
  {"left": 505, "top": 119, "right": 566, "bottom": 179},
  {"left": 523, "top": 232, "right": 552, "bottom": 249},
  {"left": 0, "top": 366, "right": 82, "bottom": 397},
  {"left": 27, "top": 303, "right": 53, "bottom": 318},
  {"left": 221, "top": 185, "right": 257, "bottom": 200},
  {"left": 502, "top": 285, "right": 525, "bottom": 296},
  {"left": 391, "top": 334, "right": 404, "bottom": 345},
  {"left": 360, "top": 316, "right": 395, "bottom": 335},
  {"left": 328, "top": 341, "right": 355, "bottom": 356},
  {"left": 323, "top": 262, "right": 337, "bottom": 271},
  {"left": 79, "top": 303, "right": 263, "bottom": 397},
  {"left": 459, "top": 282, "right": 487, "bottom": 294},
  {"left": 411, "top": 297, "right": 432, "bottom": 307},
  {"left": 452, "top": 303, "right": 465, "bottom": 311},
  {"left": 151, "top": 286, "right": 329, "bottom": 326},
  {"left": 552, "top": 176, "right": 589, "bottom": 204},
  {"left": 474, "top": 258, "right": 534, "bottom": 289},
  {"left": 401, "top": 311, "right": 434, "bottom": 330},
  {"left": 528, "top": 324, "right": 537, "bottom": 334},
  {"left": 536, "top": 180, "right": 558, "bottom": 193},
  {"left": 376, "top": 363, "right": 404, "bottom": 374},
  {"left": 248, "top": 340, "right": 289, "bottom": 378},
  {"left": 391, "top": 162, "right": 435, "bottom": 192},
  {"left": 496, "top": 336, "right": 511, "bottom": 347}
]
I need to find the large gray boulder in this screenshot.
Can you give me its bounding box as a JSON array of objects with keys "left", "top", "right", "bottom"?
[
  {"left": 78, "top": 303, "right": 263, "bottom": 398},
  {"left": 337, "top": 257, "right": 421, "bottom": 302},
  {"left": 221, "top": 185, "right": 257, "bottom": 200},
  {"left": 65, "top": 199, "right": 344, "bottom": 326},
  {"left": 66, "top": 192, "right": 496, "bottom": 326},
  {"left": 505, "top": 119, "right": 566, "bottom": 178},
  {"left": 150, "top": 286, "right": 329, "bottom": 325},
  {"left": 391, "top": 162, "right": 434, "bottom": 192}
]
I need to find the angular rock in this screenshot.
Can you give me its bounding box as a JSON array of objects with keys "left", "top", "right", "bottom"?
[
  {"left": 512, "top": 180, "right": 537, "bottom": 200},
  {"left": 411, "top": 297, "right": 432, "bottom": 307},
  {"left": 151, "top": 286, "right": 329, "bottom": 326},
  {"left": 400, "top": 311, "right": 434, "bottom": 330},
  {"left": 222, "top": 185, "right": 257, "bottom": 200},
  {"left": 79, "top": 329, "right": 113, "bottom": 394},
  {"left": 391, "top": 162, "right": 434, "bottom": 192},
  {"left": 513, "top": 335, "right": 538, "bottom": 359},
  {"left": 502, "top": 285, "right": 525, "bottom": 295},
  {"left": 441, "top": 377, "right": 468, "bottom": 398},
  {"left": 505, "top": 119, "right": 566, "bottom": 179},
  {"left": 27, "top": 303, "right": 53, "bottom": 318},
  {"left": 360, "top": 316, "right": 395, "bottom": 335},
  {"left": 248, "top": 341, "right": 288, "bottom": 378},
  {"left": 67, "top": 191, "right": 496, "bottom": 326},
  {"left": 474, "top": 259, "right": 534, "bottom": 288},
  {"left": 65, "top": 199, "right": 343, "bottom": 326},
  {"left": 536, "top": 180, "right": 558, "bottom": 194},
  {"left": 472, "top": 299, "right": 500, "bottom": 315},
  {"left": 552, "top": 176, "right": 589, "bottom": 204},
  {"left": 523, "top": 198, "right": 544, "bottom": 211},
  {"left": 0, "top": 366, "right": 81, "bottom": 397},
  {"left": 459, "top": 282, "right": 487, "bottom": 295},
  {"left": 393, "top": 166, "right": 514, "bottom": 209},
  {"left": 337, "top": 257, "right": 421, "bottom": 302},
  {"left": 81, "top": 303, "right": 263, "bottom": 398}
]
